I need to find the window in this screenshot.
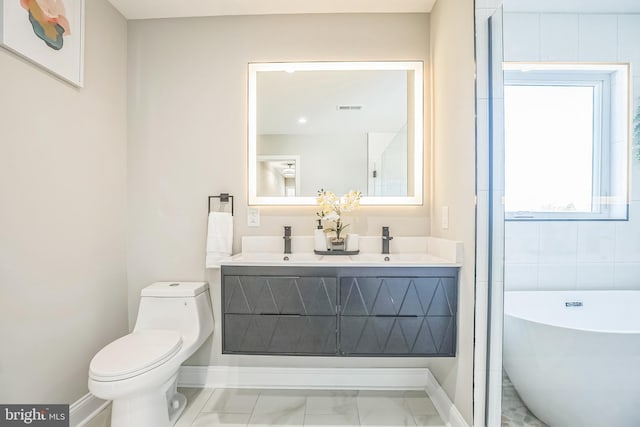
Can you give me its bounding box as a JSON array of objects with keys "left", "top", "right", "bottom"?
[{"left": 503, "top": 63, "right": 629, "bottom": 220}]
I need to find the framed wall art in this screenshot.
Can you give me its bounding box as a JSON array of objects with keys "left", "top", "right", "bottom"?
[{"left": 0, "top": 0, "right": 85, "bottom": 87}]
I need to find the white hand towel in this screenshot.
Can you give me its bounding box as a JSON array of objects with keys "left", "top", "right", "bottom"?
[{"left": 206, "top": 211, "right": 233, "bottom": 268}]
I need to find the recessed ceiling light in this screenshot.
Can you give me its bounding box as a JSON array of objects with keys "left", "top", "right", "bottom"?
[
  {"left": 298, "top": 117, "right": 308, "bottom": 124},
  {"left": 282, "top": 163, "right": 296, "bottom": 178}
]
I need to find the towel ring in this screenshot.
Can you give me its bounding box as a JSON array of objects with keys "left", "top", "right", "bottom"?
[{"left": 208, "top": 193, "right": 234, "bottom": 216}]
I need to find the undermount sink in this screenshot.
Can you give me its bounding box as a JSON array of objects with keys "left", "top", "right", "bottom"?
[{"left": 229, "top": 253, "right": 323, "bottom": 263}]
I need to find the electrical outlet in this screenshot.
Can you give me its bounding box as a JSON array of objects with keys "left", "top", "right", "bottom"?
[{"left": 247, "top": 208, "right": 260, "bottom": 227}]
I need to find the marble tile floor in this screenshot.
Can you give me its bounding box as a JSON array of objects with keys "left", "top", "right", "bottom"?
[
  {"left": 84, "top": 388, "right": 445, "bottom": 427},
  {"left": 501, "top": 371, "right": 548, "bottom": 427}
]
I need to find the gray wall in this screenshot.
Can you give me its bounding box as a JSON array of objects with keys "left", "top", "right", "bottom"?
[{"left": 0, "top": 0, "right": 128, "bottom": 404}]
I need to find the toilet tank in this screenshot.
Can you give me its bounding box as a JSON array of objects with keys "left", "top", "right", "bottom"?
[
  {"left": 141, "top": 281, "right": 208, "bottom": 298},
  {"left": 133, "top": 282, "right": 214, "bottom": 350}
]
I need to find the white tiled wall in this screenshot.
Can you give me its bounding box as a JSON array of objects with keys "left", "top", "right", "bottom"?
[
  {"left": 505, "top": 204, "right": 640, "bottom": 291},
  {"left": 504, "top": 12, "right": 640, "bottom": 292}
]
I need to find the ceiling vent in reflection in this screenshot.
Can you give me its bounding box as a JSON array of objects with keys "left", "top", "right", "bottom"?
[{"left": 336, "top": 105, "right": 363, "bottom": 111}]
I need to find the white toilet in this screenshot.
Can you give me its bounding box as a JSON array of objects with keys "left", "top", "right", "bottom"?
[{"left": 88, "top": 282, "right": 214, "bottom": 427}]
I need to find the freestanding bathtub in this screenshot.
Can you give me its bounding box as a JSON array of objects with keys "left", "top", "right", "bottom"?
[{"left": 503, "top": 290, "right": 640, "bottom": 427}]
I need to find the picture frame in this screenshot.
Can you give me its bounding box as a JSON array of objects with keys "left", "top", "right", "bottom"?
[{"left": 0, "top": 0, "right": 85, "bottom": 87}]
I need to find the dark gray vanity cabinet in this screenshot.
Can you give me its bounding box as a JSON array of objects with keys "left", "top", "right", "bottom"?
[
  {"left": 339, "top": 272, "right": 458, "bottom": 356},
  {"left": 222, "top": 268, "right": 338, "bottom": 355},
  {"left": 221, "top": 266, "right": 458, "bottom": 357}
]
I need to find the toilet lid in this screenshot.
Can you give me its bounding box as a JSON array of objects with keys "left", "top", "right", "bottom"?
[{"left": 90, "top": 330, "right": 182, "bottom": 381}]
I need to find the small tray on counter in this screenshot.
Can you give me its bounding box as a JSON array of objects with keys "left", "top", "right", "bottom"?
[{"left": 313, "top": 249, "right": 360, "bottom": 256}]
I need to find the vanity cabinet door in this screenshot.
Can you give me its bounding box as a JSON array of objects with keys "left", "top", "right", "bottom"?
[
  {"left": 224, "top": 314, "right": 337, "bottom": 355},
  {"left": 222, "top": 272, "right": 338, "bottom": 355},
  {"left": 224, "top": 275, "right": 337, "bottom": 315},
  {"left": 339, "top": 275, "right": 457, "bottom": 356}
]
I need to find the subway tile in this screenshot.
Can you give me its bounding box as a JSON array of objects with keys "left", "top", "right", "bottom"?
[
  {"left": 504, "top": 221, "right": 539, "bottom": 263},
  {"left": 489, "top": 280, "right": 504, "bottom": 362},
  {"left": 476, "top": 11, "right": 491, "bottom": 101},
  {"left": 492, "top": 191, "right": 506, "bottom": 283},
  {"left": 503, "top": 13, "right": 540, "bottom": 61},
  {"left": 618, "top": 15, "right": 640, "bottom": 76},
  {"left": 474, "top": 281, "right": 489, "bottom": 371},
  {"left": 477, "top": 101, "right": 490, "bottom": 192},
  {"left": 576, "top": 222, "right": 615, "bottom": 263},
  {"left": 576, "top": 263, "right": 615, "bottom": 290},
  {"left": 477, "top": 191, "right": 490, "bottom": 282},
  {"left": 630, "top": 155, "right": 640, "bottom": 203},
  {"left": 504, "top": 264, "right": 538, "bottom": 291},
  {"left": 614, "top": 211, "right": 640, "bottom": 262},
  {"left": 541, "top": 14, "right": 579, "bottom": 61},
  {"left": 610, "top": 142, "right": 628, "bottom": 210},
  {"left": 475, "top": 0, "right": 501, "bottom": 11},
  {"left": 538, "top": 222, "right": 578, "bottom": 264},
  {"left": 613, "top": 263, "right": 640, "bottom": 290},
  {"left": 537, "top": 264, "right": 577, "bottom": 290},
  {"left": 579, "top": 15, "right": 618, "bottom": 62},
  {"left": 490, "top": 12, "right": 505, "bottom": 101},
  {"left": 491, "top": 99, "right": 505, "bottom": 192},
  {"left": 631, "top": 169, "right": 640, "bottom": 204}
]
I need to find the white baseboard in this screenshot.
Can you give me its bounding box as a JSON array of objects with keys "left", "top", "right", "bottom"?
[
  {"left": 179, "top": 365, "right": 429, "bottom": 390},
  {"left": 425, "top": 370, "right": 469, "bottom": 427},
  {"left": 69, "top": 393, "right": 109, "bottom": 427}
]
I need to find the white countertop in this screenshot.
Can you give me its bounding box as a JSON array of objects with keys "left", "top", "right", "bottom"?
[
  {"left": 220, "top": 251, "right": 459, "bottom": 267},
  {"left": 214, "top": 235, "right": 463, "bottom": 268}
]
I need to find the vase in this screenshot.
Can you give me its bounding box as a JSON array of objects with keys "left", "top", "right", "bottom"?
[{"left": 330, "top": 238, "right": 345, "bottom": 251}]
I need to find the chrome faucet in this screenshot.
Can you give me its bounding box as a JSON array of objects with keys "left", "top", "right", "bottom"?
[
  {"left": 283, "top": 226, "right": 292, "bottom": 254},
  {"left": 381, "top": 226, "right": 393, "bottom": 254}
]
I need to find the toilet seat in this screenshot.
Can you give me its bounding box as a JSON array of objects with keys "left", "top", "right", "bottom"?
[{"left": 90, "top": 329, "right": 183, "bottom": 382}]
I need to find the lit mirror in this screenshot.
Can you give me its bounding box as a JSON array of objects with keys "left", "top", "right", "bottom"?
[{"left": 248, "top": 61, "right": 424, "bottom": 205}]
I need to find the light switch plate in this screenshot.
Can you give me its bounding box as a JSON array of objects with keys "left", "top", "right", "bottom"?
[
  {"left": 247, "top": 208, "right": 260, "bottom": 227},
  {"left": 442, "top": 206, "right": 449, "bottom": 229}
]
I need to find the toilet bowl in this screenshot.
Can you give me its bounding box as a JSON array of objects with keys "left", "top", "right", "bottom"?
[{"left": 88, "top": 282, "right": 214, "bottom": 427}]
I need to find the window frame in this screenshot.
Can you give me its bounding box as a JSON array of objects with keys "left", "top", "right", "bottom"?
[{"left": 503, "top": 63, "right": 627, "bottom": 221}]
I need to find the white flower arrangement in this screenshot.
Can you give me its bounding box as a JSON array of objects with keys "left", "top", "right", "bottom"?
[{"left": 316, "top": 189, "right": 362, "bottom": 242}]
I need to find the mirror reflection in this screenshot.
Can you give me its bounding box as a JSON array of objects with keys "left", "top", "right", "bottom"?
[{"left": 248, "top": 61, "right": 423, "bottom": 205}]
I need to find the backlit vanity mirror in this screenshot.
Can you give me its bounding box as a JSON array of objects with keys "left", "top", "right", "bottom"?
[{"left": 248, "top": 61, "right": 424, "bottom": 205}]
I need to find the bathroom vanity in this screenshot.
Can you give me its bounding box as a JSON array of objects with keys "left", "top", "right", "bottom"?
[
  {"left": 222, "top": 265, "right": 458, "bottom": 357},
  {"left": 219, "top": 236, "right": 462, "bottom": 358}
]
